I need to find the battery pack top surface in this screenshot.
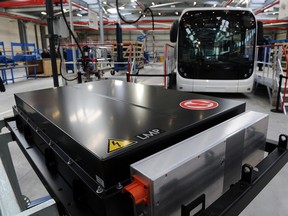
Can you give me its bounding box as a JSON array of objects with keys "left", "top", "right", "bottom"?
[{"left": 14, "top": 80, "right": 245, "bottom": 160}]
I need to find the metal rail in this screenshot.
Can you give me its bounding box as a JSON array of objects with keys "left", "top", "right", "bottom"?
[
  {"left": 271, "top": 74, "right": 288, "bottom": 114},
  {"left": 281, "top": 47, "right": 288, "bottom": 112},
  {"left": 164, "top": 43, "right": 175, "bottom": 89},
  {"left": 185, "top": 134, "right": 288, "bottom": 216}
]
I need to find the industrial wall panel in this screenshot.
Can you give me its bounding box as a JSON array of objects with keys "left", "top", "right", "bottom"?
[{"left": 0, "top": 17, "right": 20, "bottom": 49}]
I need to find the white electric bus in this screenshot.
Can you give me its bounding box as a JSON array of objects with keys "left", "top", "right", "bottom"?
[{"left": 170, "top": 8, "right": 258, "bottom": 92}]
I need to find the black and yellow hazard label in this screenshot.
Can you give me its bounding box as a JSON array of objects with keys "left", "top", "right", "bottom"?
[{"left": 108, "top": 139, "right": 137, "bottom": 153}]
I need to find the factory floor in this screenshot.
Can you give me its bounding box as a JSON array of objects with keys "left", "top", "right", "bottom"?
[{"left": 0, "top": 63, "right": 288, "bottom": 216}]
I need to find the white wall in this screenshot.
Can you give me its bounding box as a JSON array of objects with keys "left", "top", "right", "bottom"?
[
  {"left": 276, "top": 30, "right": 287, "bottom": 40},
  {"left": 26, "top": 23, "right": 37, "bottom": 44},
  {"left": 26, "top": 23, "right": 44, "bottom": 51},
  {"left": 0, "top": 17, "right": 45, "bottom": 51},
  {"left": 0, "top": 17, "right": 20, "bottom": 49},
  {"left": 45, "top": 26, "right": 49, "bottom": 49}
]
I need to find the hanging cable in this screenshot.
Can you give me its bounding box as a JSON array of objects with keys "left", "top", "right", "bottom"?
[
  {"left": 57, "top": 42, "right": 78, "bottom": 81},
  {"left": 145, "top": 7, "right": 155, "bottom": 32},
  {"left": 115, "top": 0, "right": 155, "bottom": 32},
  {"left": 115, "top": 0, "right": 155, "bottom": 61},
  {"left": 116, "top": 0, "right": 143, "bottom": 24},
  {"left": 59, "top": 0, "right": 85, "bottom": 81},
  {"left": 145, "top": 7, "right": 155, "bottom": 59},
  {"left": 60, "top": 0, "right": 84, "bottom": 58}
]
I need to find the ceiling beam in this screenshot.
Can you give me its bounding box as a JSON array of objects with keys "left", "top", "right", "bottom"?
[
  {"left": 254, "top": 0, "right": 280, "bottom": 15},
  {"left": 0, "top": 0, "right": 68, "bottom": 8},
  {"left": 0, "top": 0, "right": 45, "bottom": 8},
  {"left": 224, "top": 0, "right": 234, "bottom": 7},
  {"left": 0, "top": 11, "right": 45, "bottom": 24},
  {"left": 7, "top": 6, "right": 70, "bottom": 13},
  {"left": 8, "top": 12, "right": 41, "bottom": 20}
]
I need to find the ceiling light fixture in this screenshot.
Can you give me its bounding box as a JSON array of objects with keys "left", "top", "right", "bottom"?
[
  {"left": 107, "top": 8, "right": 117, "bottom": 14},
  {"left": 193, "top": 2, "right": 197, "bottom": 6},
  {"left": 175, "top": 11, "right": 179, "bottom": 15},
  {"left": 41, "top": 11, "right": 47, "bottom": 15},
  {"left": 102, "top": 7, "right": 108, "bottom": 14},
  {"left": 158, "top": 12, "right": 161, "bottom": 16},
  {"left": 122, "top": 12, "right": 132, "bottom": 16}
]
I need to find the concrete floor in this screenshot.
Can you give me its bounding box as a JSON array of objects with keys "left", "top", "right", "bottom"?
[{"left": 0, "top": 63, "right": 288, "bottom": 215}]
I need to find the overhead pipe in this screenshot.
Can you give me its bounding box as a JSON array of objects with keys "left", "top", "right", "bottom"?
[
  {"left": 70, "top": 3, "right": 110, "bottom": 22},
  {"left": 0, "top": 0, "right": 67, "bottom": 8},
  {"left": 224, "top": 0, "right": 234, "bottom": 7},
  {"left": 0, "top": 0, "right": 45, "bottom": 7},
  {"left": 8, "top": 12, "right": 41, "bottom": 20},
  {"left": 71, "top": 3, "right": 88, "bottom": 11},
  {"left": 0, "top": 11, "right": 45, "bottom": 24},
  {"left": 0, "top": 2, "right": 87, "bottom": 25},
  {"left": 254, "top": 0, "right": 280, "bottom": 15}
]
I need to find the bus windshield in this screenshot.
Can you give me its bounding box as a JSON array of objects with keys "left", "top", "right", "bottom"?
[{"left": 178, "top": 10, "right": 256, "bottom": 80}]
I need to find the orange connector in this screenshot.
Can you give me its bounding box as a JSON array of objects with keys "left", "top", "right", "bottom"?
[{"left": 123, "top": 175, "right": 149, "bottom": 206}]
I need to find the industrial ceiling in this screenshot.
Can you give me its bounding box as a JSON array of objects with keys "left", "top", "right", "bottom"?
[{"left": 0, "top": 0, "right": 287, "bottom": 32}]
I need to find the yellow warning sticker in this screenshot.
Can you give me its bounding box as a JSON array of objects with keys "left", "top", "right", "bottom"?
[{"left": 108, "top": 139, "right": 137, "bottom": 153}]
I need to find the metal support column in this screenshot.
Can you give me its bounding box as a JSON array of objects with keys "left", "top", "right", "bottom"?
[
  {"left": 69, "top": 0, "right": 77, "bottom": 73},
  {"left": 34, "top": 24, "right": 40, "bottom": 54},
  {"left": 98, "top": 0, "right": 104, "bottom": 44},
  {"left": 18, "top": 20, "right": 28, "bottom": 45},
  {"left": 40, "top": 25, "right": 47, "bottom": 50},
  {"left": 45, "top": 0, "right": 59, "bottom": 87},
  {"left": 116, "top": 23, "right": 123, "bottom": 63}
]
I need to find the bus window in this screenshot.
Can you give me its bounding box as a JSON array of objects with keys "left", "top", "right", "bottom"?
[{"left": 178, "top": 10, "right": 256, "bottom": 80}]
